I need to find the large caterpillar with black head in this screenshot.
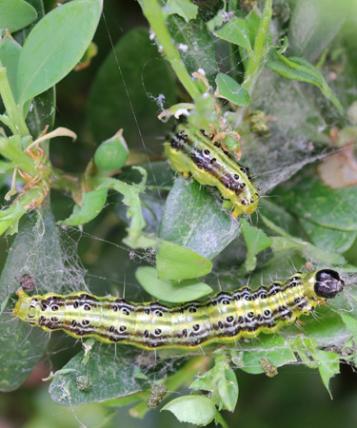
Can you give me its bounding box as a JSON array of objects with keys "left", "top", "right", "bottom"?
[
  {"left": 164, "top": 126, "right": 259, "bottom": 217},
  {"left": 13, "top": 269, "right": 344, "bottom": 350}
]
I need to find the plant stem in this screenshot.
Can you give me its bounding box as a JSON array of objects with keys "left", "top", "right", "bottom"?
[
  {"left": 139, "top": 0, "right": 201, "bottom": 101},
  {"left": 0, "top": 65, "right": 29, "bottom": 136},
  {"left": 243, "top": 0, "right": 272, "bottom": 94}
]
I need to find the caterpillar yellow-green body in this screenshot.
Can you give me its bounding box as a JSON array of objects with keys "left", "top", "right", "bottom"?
[
  {"left": 13, "top": 270, "right": 344, "bottom": 350},
  {"left": 164, "top": 126, "right": 259, "bottom": 217}
]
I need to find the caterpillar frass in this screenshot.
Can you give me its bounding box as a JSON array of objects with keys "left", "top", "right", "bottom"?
[
  {"left": 13, "top": 270, "right": 344, "bottom": 350},
  {"left": 164, "top": 126, "right": 259, "bottom": 217}
]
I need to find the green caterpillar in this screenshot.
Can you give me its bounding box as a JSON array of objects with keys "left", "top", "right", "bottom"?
[
  {"left": 164, "top": 126, "right": 259, "bottom": 217},
  {"left": 13, "top": 270, "right": 344, "bottom": 350}
]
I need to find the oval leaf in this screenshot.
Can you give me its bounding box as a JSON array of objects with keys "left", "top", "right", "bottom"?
[
  {"left": 17, "top": 0, "right": 102, "bottom": 104},
  {"left": 165, "top": 0, "right": 198, "bottom": 22},
  {"left": 162, "top": 395, "right": 216, "bottom": 426},
  {"left": 214, "top": 17, "right": 252, "bottom": 51},
  {"left": 159, "top": 178, "right": 240, "bottom": 259},
  {"left": 0, "top": 36, "right": 21, "bottom": 94},
  {"left": 215, "top": 72, "right": 251, "bottom": 107},
  {"left": 156, "top": 240, "right": 212, "bottom": 281},
  {"left": 0, "top": 0, "right": 37, "bottom": 32},
  {"left": 135, "top": 266, "right": 213, "bottom": 303}
]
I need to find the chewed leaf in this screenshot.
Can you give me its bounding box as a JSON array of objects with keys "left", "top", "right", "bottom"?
[
  {"left": 215, "top": 73, "right": 251, "bottom": 107},
  {"left": 267, "top": 50, "right": 343, "bottom": 113},
  {"left": 61, "top": 188, "right": 108, "bottom": 227},
  {"left": 162, "top": 395, "right": 216, "bottom": 426},
  {"left": 241, "top": 219, "right": 272, "bottom": 271},
  {"left": 135, "top": 266, "right": 213, "bottom": 303},
  {"left": 156, "top": 240, "right": 212, "bottom": 281},
  {"left": 315, "top": 350, "right": 340, "bottom": 398},
  {"left": 191, "top": 354, "right": 238, "bottom": 412},
  {"left": 339, "top": 313, "right": 357, "bottom": 339},
  {"left": 102, "top": 171, "right": 155, "bottom": 249}
]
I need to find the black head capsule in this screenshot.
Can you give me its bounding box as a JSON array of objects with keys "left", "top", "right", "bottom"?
[{"left": 314, "top": 269, "right": 344, "bottom": 298}]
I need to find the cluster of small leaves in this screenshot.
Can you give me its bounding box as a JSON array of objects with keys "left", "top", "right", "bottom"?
[{"left": 0, "top": 0, "right": 357, "bottom": 427}]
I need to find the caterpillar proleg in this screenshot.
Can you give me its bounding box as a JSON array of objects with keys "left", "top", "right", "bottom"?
[{"left": 13, "top": 270, "right": 344, "bottom": 350}]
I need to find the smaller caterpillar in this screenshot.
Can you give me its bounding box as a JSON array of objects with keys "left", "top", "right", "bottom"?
[
  {"left": 164, "top": 126, "right": 259, "bottom": 217},
  {"left": 13, "top": 270, "right": 344, "bottom": 350}
]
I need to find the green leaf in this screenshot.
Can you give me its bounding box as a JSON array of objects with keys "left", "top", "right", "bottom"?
[
  {"left": 214, "top": 17, "right": 252, "bottom": 51},
  {"left": 165, "top": 0, "right": 198, "bottom": 23},
  {"left": 276, "top": 177, "right": 357, "bottom": 231},
  {"left": 135, "top": 266, "right": 213, "bottom": 303},
  {"left": 267, "top": 50, "right": 343, "bottom": 113},
  {"left": 300, "top": 219, "right": 357, "bottom": 254},
  {"left": 0, "top": 187, "right": 44, "bottom": 236},
  {"left": 160, "top": 178, "right": 240, "bottom": 259},
  {"left": 0, "top": 36, "right": 21, "bottom": 95},
  {"left": 0, "top": 0, "right": 37, "bottom": 32},
  {"left": 261, "top": 215, "right": 346, "bottom": 266},
  {"left": 17, "top": 0, "right": 102, "bottom": 104},
  {"left": 271, "top": 236, "right": 345, "bottom": 266},
  {"left": 241, "top": 219, "right": 272, "bottom": 271},
  {"left": 88, "top": 28, "right": 176, "bottom": 150},
  {"left": 156, "top": 240, "right": 212, "bottom": 281},
  {"left": 217, "top": 368, "right": 238, "bottom": 412},
  {"left": 315, "top": 350, "right": 340, "bottom": 398},
  {"left": 244, "top": 9, "right": 261, "bottom": 47},
  {"left": 162, "top": 395, "right": 216, "bottom": 426},
  {"left": 289, "top": 333, "right": 342, "bottom": 395},
  {"left": 215, "top": 73, "right": 251, "bottom": 107},
  {"left": 61, "top": 169, "right": 153, "bottom": 249},
  {"left": 61, "top": 188, "right": 108, "bottom": 226},
  {"left": 13, "top": 0, "right": 56, "bottom": 137}
]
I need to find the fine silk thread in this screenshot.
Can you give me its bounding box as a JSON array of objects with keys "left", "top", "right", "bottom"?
[
  {"left": 13, "top": 270, "right": 344, "bottom": 350},
  {"left": 164, "top": 126, "right": 259, "bottom": 217}
]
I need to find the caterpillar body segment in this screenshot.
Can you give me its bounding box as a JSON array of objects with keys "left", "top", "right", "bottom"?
[
  {"left": 13, "top": 270, "right": 344, "bottom": 350},
  {"left": 164, "top": 126, "right": 259, "bottom": 217}
]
